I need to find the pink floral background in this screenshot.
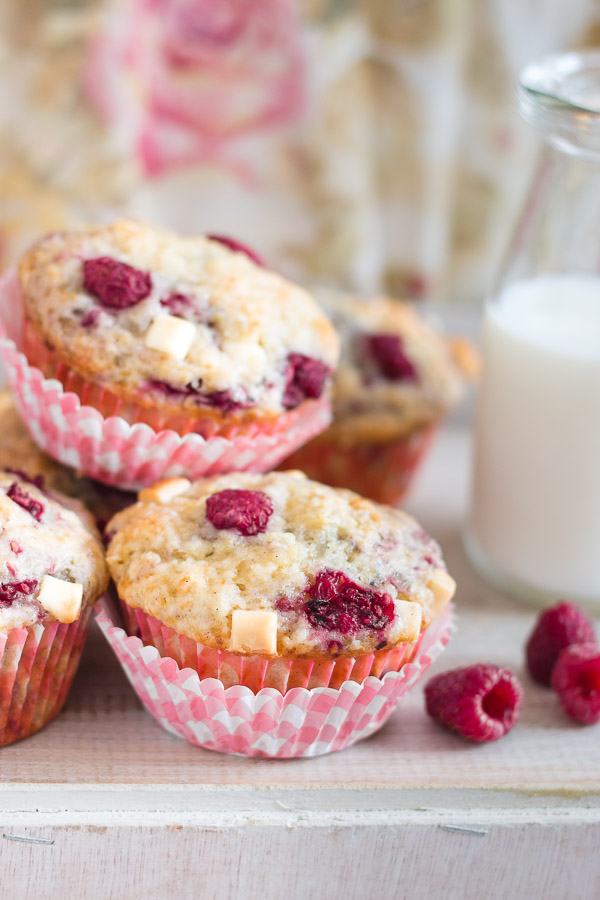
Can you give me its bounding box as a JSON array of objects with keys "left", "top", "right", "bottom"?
[{"left": 0, "top": 0, "right": 599, "bottom": 306}]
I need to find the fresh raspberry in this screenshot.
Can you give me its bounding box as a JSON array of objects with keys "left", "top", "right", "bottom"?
[
  {"left": 206, "top": 489, "right": 273, "bottom": 536},
  {"left": 7, "top": 482, "right": 44, "bottom": 521},
  {"left": 425, "top": 664, "right": 522, "bottom": 743},
  {"left": 283, "top": 353, "right": 331, "bottom": 410},
  {"left": 0, "top": 580, "right": 38, "bottom": 607},
  {"left": 526, "top": 601, "right": 596, "bottom": 686},
  {"left": 551, "top": 643, "right": 600, "bottom": 725},
  {"left": 208, "top": 235, "right": 264, "bottom": 266},
  {"left": 365, "top": 334, "right": 417, "bottom": 382},
  {"left": 83, "top": 257, "right": 152, "bottom": 309},
  {"left": 304, "top": 570, "right": 395, "bottom": 636}
]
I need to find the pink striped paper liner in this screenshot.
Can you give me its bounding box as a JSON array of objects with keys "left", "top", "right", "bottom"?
[
  {"left": 0, "top": 605, "right": 92, "bottom": 747},
  {"left": 96, "top": 595, "right": 455, "bottom": 758},
  {"left": 23, "top": 316, "right": 321, "bottom": 440},
  {"left": 0, "top": 271, "right": 332, "bottom": 491},
  {"left": 119, "top": 599, "right": 425, "bottom": 692}
]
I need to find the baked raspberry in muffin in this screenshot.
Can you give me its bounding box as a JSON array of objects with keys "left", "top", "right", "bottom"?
[
  {"left": 0, "top": 469, "right": 108, "bottom": 745},
  {"left": 282, "top": 291, "right": 477, "bottom": 504},
  {"left": 17, "top": 220, "right": 339, "bottom": 439},
  {"left": 105, "top": 470, "right": 456, "bottom": 691}
]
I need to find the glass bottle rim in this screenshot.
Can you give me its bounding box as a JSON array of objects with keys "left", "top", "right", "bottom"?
[{"left": 518, "top": 50, "right": 600, "bottom": 161}]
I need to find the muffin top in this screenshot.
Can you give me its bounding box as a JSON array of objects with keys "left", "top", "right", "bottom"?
[
  {"left": 0, "top": 390, "right": 133, "bottom": 525},
  {"left": 106, "top": 471, "right": 455, "bottom": 659},
  {"left": 0, "top": 470, "right": 109, "bottom": 631},
  {"left": 18, "top": 220, "right": 339, "bottom": 423},
  {"left": 317, "top": 291, "right": 475, "bottom": 442}
]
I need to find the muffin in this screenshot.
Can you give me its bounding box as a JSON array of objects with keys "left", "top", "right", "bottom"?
[
  {"left": 0, "top": 390, "right": 134, "bottom": 528},
  {"left": 282, "top": 291, "right": 478, "bottom": 504},
  {"left": 105, "top": 470, "right": 456, "bottom": 692},
  {"left": 0, "top": 469, "right": 108, "bottom": 745},
  {"left": 17, "top": 219, "right": 339, "bottom": 440}
]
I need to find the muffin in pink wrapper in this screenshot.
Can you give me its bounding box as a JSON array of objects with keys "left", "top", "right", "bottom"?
[
  {"left": 0, "top": 221, "right": 338, "bottom": 489},
  {"left": 102, "top": 470, "right": 456, "bottom": 755},
  {"left": 282, "top": 291, "right": 478, "bottom": 505},
  {"left": 18, "top": 220, "right": 338, "bottom": 439},
  {"left": 0, "top": 470, "right": 108, "bottom": 746}
]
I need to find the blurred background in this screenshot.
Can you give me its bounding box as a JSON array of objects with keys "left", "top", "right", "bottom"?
[{"left": 1, "top": 0, "right": 599, "bottom": 307}]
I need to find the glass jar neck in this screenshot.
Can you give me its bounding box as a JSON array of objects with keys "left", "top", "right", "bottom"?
[
  {"left": 518, "top": 52, "right": 600, "bottom": 163},
  {"left": 491, "top": 144, "right": 600, "bottom": 299}
]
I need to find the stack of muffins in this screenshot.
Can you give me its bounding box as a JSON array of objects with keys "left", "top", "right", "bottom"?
[{"left": 0, "top": 219, "right": 466, "bottom": 754}]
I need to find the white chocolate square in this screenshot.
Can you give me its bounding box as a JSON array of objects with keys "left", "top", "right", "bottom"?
[
  {"left": 428, "top": 569, "right": 457, "bottom": 616},
  {"left": 231, "top": 610, "right": 277, "bottom": 655},
  {"left": 144, "top": 315, "right": 196, "bottom": 361},
  {"left": 139, "top": 477, "right": 192, "bottom": 504},
  {"left": 38, "top": 575, "right": 83, "bottom": 624},
  {"left": 394, "top": 600, "right": 423, "bottom": 642}
]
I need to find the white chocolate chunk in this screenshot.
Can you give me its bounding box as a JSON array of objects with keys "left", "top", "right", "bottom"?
[
  {"left": 428, "top": 569, "right": 457, "bottom": 616},
  {"left": 144, "top": 315, "right": 196, "bottom": 361},
  {"left": 221, "top": 340, "right": 268, "bottom": 377},
  {"left": 394, "top": 600, "right": 422, "bottom": 641},
  {"left": 139, "top": 478, "right": 192, "bottom": 504},
  {"left": 231, "top": 610, "right": 277, "bottom": 655},
  {"left": 37, "top": 575, "right": 83, "bottom": 624}
]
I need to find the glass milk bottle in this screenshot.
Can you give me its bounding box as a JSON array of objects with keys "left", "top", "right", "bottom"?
[{"left": 466, "top": 51, "right": 600, "bottom": 611}]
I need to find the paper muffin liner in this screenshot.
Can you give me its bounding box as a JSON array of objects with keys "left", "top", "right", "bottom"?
[
  {"left": 0, "top": 271, "right": 331, "bottom": 491},
  {"left": 0, "top": 605, "right": 92, "bottom": 747},
  {"left": 95, "top": 595, "right": 455, "bottom": 758},
  {"left": 23, "top": 316, "right": 314, "bottom": 441},
  {"left": 281, "top": 423, "right": 437, "bottom": 505},
  {"left": 119, "top": 599, "right": 425, "bottom": 692}
]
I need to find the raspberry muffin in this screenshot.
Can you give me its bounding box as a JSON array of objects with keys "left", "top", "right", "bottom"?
[
  {"left": 0, "top": 390, "right": 134, "bottom": 527},
  {"left": 18, "top": 220, "right": 339, "bottom": 440},
  {"left": 283, "top": 291, "right": 478, "bottom": 504},
  {"left": 0, "top": 469, "right": 108, "bottom": 745},
  {"left": 105, "top": 470, "right": 456, "bottom": 692}
]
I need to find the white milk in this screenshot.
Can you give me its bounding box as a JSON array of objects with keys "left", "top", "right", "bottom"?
[{"left": 467, "top": 274, "right": 600, "bottom": 608}]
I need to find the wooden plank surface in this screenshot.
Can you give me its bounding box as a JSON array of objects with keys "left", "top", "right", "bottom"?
[
  {"left": 1, "top": 427, "right": 599, "bottom": 900},
  {"left": 1, "top": 428, "right": 598, "bottom": 795}
]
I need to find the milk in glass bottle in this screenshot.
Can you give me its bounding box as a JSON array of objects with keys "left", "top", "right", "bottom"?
[{"left": 466, "top": 52, "right": 600, "bottom": 611}]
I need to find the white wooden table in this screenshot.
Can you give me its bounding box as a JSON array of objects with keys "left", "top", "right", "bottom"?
[{"left": 1, "top": 428, "right": 599, "bottom": 900}]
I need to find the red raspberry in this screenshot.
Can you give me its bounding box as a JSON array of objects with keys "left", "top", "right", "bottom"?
[
  {"left": 0, "top": 580, "right": 38, "bottom": 607},
  {"left": 425, "top": 664, "right": 522, "bottom": 743},
  {"left": 160, "top": 292, "right": 194, "bottom": 319},
  {"left": 208, "top": 235, "right": 264, "bottom": 267},
  {"left": 551, "top": 643, "right": 600, "bottom": 725},
  {"left": 83, "top": 257, "right": 152, "bottom": 309},
  {"left": 80, "top": 308, "right": 101, "bottom": 329},
  {"left": 7, "top": 482, "right": 44, "bottom": 521},
  {"left": 365, "top": 334, "right": 417, "bottom": 382},
  {"left": 5, "top": 469, "right": 44, "bottom": 490},
  {"left": 283, "top": 353, "right": 331, "bottom": 410},
  {"left": 304, "top": 569, "right": 395, "bottom": 636},
  {"left": 206, "top": 489, "right": 273, "bottom": 536},
  {"left": 526, "top": 601, "right": 596, "bottom": 686},
  {"left": 147, "top": 380, "right": 247, "bottom": 413}
]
